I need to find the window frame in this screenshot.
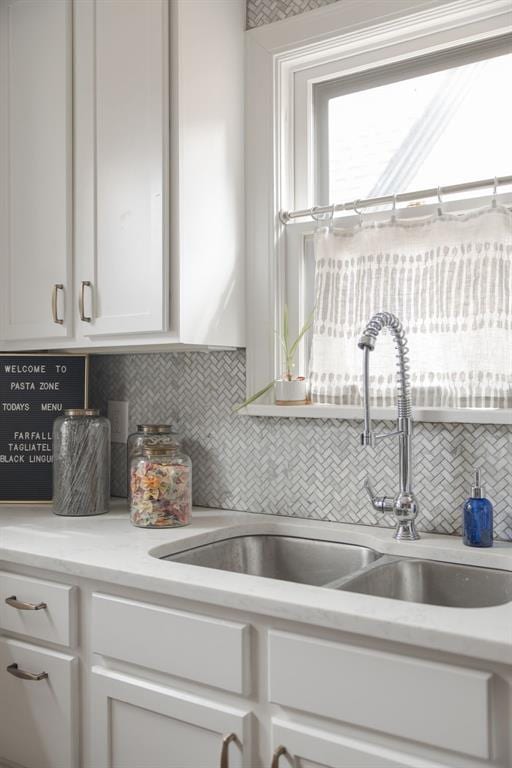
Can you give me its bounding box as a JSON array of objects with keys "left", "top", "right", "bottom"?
[{"left": 245, "top": 0, "right": 512, "bottom": 423}]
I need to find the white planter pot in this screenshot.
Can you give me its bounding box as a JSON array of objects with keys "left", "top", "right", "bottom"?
[{"left": 274, "top": 378, "right": 309, "bottom": 405}]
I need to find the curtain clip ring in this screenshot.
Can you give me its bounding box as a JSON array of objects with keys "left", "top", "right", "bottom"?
[
  {"left": 353, "top": 200, "right": 363, "bottom": 225},
  {"left": 311, "top": 205, "right": 333, "bottom": 230},
  {"left": 492, "top": 176, "right": 499, "bottom": 208},
  {"left": 310, "top": 205, "right": 321, "bottom": 222},
  {"left": 437, "top": 186, "right": 443, "bottom": 217},
  {"left": 390, "top": 194, "right": 397, "bottom": 222},
  {"left": 328, "top": 204, "right": 335, "bottom": 230}
]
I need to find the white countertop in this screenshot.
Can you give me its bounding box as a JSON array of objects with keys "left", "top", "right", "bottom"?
[{"left": 1, "top": 500, "right": 511, "bottom": 663}]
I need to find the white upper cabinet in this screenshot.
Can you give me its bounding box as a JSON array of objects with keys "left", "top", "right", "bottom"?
[
  {"left": 74, "top": 0, "right": 167, "bottom": 337},
  {"left": 0, "top": 0, "right": 72, "bottom": 341},
  {"left": 0, "top": 0, "right": 245, "bottom": 351}
]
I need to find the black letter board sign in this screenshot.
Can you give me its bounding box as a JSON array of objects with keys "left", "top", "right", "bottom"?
[{"left": 0, "top": 354, "right": 88, "bottom": 503}]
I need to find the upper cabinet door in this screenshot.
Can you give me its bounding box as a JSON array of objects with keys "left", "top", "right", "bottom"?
[
  {"left": 74, "top": 0, "right": 168, "bottom": 337},
  {"left": 0, "top": 0, "right": 72, "bottom": 341}
]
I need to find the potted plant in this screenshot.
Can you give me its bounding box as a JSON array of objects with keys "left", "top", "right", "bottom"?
[{"left": 235, "top": 306, "right": 313, "bottom": 410}]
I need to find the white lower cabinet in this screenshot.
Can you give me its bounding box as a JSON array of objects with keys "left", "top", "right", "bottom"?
[
  {"left": 0, "top": 638, "right": 78, "bottom": 768},
  {"left": 271, "top": 720, "right": 450, "bottom": 768},
  {"left": 268, "top": 630, "right": 492, "bottom": 761},
  {"left": 0, "top": 564, "right": 510, "bottom": 768},
  {"left": 90, "top": 667, "right": 252, "bottom": 768}
]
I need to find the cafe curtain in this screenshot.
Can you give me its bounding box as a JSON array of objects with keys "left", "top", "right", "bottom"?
[{"left": 309, "top": 205, "right": 512, "bottom": 408}]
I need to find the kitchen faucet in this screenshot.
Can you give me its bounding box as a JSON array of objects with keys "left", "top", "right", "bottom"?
[{"left": 358, "top": 312, "right": 420, "bottom": 541}]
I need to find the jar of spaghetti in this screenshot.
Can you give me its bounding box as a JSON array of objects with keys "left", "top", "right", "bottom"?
[{"left": 129, "top": 441, "right": 191, "bottom": 529}]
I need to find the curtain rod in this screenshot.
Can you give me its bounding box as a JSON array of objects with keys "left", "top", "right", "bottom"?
[{"left": 279, "top": 175, "right": 512, "bottom": 224}]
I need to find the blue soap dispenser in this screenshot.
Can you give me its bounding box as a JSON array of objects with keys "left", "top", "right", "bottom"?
[{"left": 463, "top": 468, "right": 493, "bottom": 547}]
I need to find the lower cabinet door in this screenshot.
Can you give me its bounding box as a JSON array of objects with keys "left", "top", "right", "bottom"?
[
  {"left": 91, "top": 667, "right": 252, "bottom": 768},
  {"left": 0, "top": 637, "right": 78, "bottom": 768},
  {"left": 271, "top": 720, "right": 451, "bottom": 768}
]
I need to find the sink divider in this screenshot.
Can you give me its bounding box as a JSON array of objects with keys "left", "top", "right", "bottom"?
[{"left": 322, "top": 555, "right": 399, "bottom": 591}]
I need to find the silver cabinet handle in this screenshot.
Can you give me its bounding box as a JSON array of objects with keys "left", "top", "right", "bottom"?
[
  {"left": 52, "top": 283, "right": 64, "bottom": 324},
  {"left": 5, "top": 595, "right": 47, "bottom": 611},
  {"left": 79, "top": 280, "right": 92, "bottom": 322},
  {"left": 220, "top": 733, "right": 238, "bottom": 768},
  {"left": 271, "top": 746, "right": 289, "bottom": 768},
  {"left": 7, "top": 663, "right": 48, "bottom": 682}
]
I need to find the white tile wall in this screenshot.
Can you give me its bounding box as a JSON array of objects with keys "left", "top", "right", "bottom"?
[{"left": 90, "top": 350, "right": 512, "bottom": 541}]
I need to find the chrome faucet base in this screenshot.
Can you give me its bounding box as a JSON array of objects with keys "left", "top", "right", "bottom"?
[{"left": 394, "top": 521, "right": 420, "bottom": 542}]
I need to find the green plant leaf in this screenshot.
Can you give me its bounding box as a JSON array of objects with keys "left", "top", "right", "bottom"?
[
  {"left": 233, "top": 380, "right": 275, "bottom": 412},
  {"left": 288, "top": 308, "right": 315, "bottom": 362},
  {"left": 275, "top": 329, "right": 289, "bottom": 360}
]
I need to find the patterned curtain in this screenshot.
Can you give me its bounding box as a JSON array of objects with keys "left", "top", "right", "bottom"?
[{"left": 309, "top": 205, "right": 512, "bottom": 408}]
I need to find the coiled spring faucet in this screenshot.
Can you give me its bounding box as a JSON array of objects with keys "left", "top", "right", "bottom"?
[{"left": 358, "top": 312, "right": 420, "bottom": 541}]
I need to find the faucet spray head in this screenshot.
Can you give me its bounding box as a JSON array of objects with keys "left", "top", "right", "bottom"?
[{"left": 358, "top": 333, "right": 376, "bottom": 351}]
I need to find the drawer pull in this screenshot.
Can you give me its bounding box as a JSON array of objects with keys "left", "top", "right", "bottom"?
[
  {"left": 7, "top": 663, "right": 48, "bottom": 682},
  {"left": 220, "top": 732, "right": 238, "bottom": 768},
  {"left": 5, "top": 595, "right": 47, "bottom": 611},
  {"left": 79, "top": 280, "right": 92, "bottom": 322},
  {"left": 271, "top": 745, "right": 289, "bottom": 768},
  {"left": 52, "top": 283, "right": 64, "bottom": 324}
]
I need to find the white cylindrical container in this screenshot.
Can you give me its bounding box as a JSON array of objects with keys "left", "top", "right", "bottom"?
[{"left": 274, "top": 378, "right": 309, "bottom": 405}]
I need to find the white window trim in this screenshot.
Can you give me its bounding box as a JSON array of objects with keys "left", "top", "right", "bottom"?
[{"left": 245, "top": 0, "right": 512, "bottom": 424}]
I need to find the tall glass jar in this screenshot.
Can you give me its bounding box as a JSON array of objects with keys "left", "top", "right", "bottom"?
[
  {"left": 53, "top": 409, "right": 110, "bottom": 516},
  {"left": 129, "top": 441, "right": 192, "bottom": 528},
  {"left": 127, "top": 424, "right": 180, "bottom": 500}
]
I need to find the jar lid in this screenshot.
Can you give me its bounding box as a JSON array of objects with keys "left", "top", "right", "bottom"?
[
  {"left": 137, "top": 424, "right": 175, "bottom": 434},
  {"left": 65, "top": 408, "right": 99, "bottom": 417},
  {"left": 143, "top": 444, "right": 178, "bottom": 456}
]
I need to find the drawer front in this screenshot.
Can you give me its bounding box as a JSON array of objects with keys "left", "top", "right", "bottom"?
[
  {"left": 92, "top": 593, "right": 250, "bottom": 694},
  {"left": 268, "top": 631, "right": 492, "bottom": 759},
  {"left": 0, "top": 637, "right": 78, "bottom": 768},
  {"left": 272, "top": 719, "right": 450, "bottom": 768},
  {"left": 0, "top": 570, "right": 76, "bottom": 647}
]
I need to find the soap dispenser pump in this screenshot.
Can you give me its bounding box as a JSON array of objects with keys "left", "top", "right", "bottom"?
[{"left": 463, "top": 468, "right": 493, "bottom": 547}]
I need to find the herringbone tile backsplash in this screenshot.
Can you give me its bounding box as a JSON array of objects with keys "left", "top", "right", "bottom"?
[
  {"left": 246, "top": 0, "right": 339, "bottom": 29},
  {"left": 90, "top": 350, "right": 512, "bottom": 541}
]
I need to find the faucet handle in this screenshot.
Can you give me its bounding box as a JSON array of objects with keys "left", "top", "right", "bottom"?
[{"left": 362, "top": 477, "right": 394, "bottom": 514}]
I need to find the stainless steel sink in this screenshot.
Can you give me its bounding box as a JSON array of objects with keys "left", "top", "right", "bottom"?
[
  {"left": 163, "top": 535, "right": 381, "bottom": 586},
  {"left": 159, "top": 533, "right": 512, "bottom": 607},
  {"left": 337, "top": 557, "right": 512, "bottom": 608}
]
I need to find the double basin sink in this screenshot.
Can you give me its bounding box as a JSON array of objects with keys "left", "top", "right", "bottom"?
[{"left": 161, "top": 534, "right": 512, "bottom": 608}]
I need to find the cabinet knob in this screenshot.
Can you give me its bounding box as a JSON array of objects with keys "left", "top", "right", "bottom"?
[
  {"left": 220, "top": 732, "right": 238, "bottom": 768},
  {"left": 7, "top": 663, "right": 48, "bottom": 682},
  {"left": 52, "top": 283, "right": 64, "bottom": 324},
  {"left": 79, "top": 280, "right": 92, "bottom": 322},
  {"left": 271, "top": 745, "right": 289, "bottom": 768},
  {"left": 5, "top": 595, "right": 47, "bottom": 611}
]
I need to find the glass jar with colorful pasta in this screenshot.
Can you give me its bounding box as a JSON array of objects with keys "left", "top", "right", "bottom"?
[
  {"left": 129, "top": 440, "right": 191, "bottom": 528},
  {"left": 127, "top": 424, "right": 180, "bottom": 499}
]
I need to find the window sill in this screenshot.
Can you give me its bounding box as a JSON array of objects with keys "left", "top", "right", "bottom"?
[{"left": 240, "top": 403, "right": 512, "bottom": 424}]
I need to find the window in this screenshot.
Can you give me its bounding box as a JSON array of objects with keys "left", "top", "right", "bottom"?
[
  {"left": 246, "top": 0, "right": 512, "bottom": 422},
  {"left": 314, "top": 43, "right": 512, "bottom": 207}
]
